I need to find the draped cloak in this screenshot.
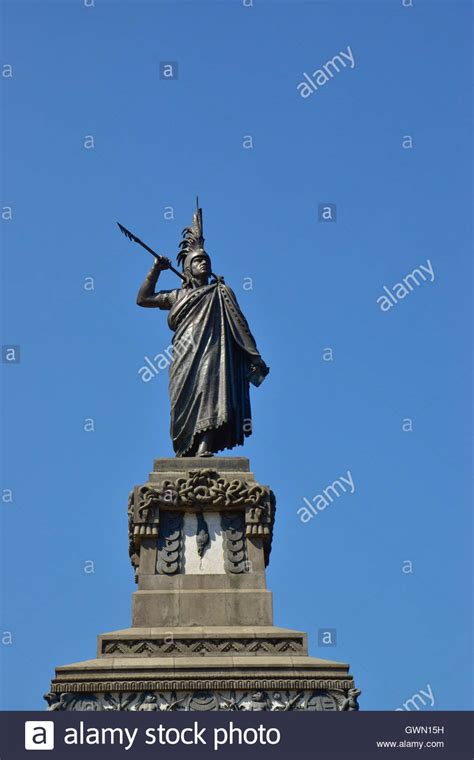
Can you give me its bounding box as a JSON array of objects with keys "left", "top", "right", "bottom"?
[{"left": 163, "top": 281, "right": 264, "bottom": 456}]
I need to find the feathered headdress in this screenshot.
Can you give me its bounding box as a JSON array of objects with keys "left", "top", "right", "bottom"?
[{"left": 177, "top": 197, "right": 206, "bottom": 270}]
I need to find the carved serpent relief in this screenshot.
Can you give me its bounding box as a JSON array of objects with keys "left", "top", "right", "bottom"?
[
  {"left": 144, "top": 470, "right": 272, "bottom": 510},
  {"left": 128, "top": 470, "right": 276, "bottom": 576}
]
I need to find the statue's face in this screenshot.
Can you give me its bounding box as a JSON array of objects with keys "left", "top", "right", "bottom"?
[{"left": 190, "top": 253, "right": 211, "bottom": 279}]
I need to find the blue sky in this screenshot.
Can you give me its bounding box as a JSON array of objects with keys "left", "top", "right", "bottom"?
[{"left": 1, "top": 0, "right": 472, "bottom": 710}]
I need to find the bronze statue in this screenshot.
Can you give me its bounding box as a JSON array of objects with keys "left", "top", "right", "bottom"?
[{"left": 123, "top": 200, "right": 269, "bottom": 457}]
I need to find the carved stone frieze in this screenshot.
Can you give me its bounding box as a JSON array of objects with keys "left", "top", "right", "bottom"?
[
  {"left": 140, "top": 470, "right": 273, "bottom": 511},
  {"left": 51, "top": 678, "right": 354, "bottom": 693},
  {"left": 45, "top": 687, "right": 360, "bottom": 712},
  {"left": 101, "top": 636, "right": 305, "bottom": 657}
]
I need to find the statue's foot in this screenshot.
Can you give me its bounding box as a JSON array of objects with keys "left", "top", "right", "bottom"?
[
  {"left": 196, "top": 431, "right": 214, "bottom": 457},
  {"left": 196, "top": 443, "right": 213, "bottom": 457}
]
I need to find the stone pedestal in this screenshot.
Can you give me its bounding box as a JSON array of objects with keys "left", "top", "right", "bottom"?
[{"left": 47, "top": 457, "right": 360, "bottom": 711}]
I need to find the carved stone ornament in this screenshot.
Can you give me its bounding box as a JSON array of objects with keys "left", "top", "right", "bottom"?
[
  {"left": 45, "top": 687, "right": 360, "bottom": 712},
  {"left": 143, "top": 470, "right": 272, "bottom": 510},
  {"left": 101, "top": 636, "right": 306, "bottom": 657},
  {"left": 156, "top": 512, "right": 184, "bottom": 575},
  {"left": 128, "top": 470, "right": 276, "bottom": 576},
  {"left": 222, "top": 513, "right": 248, "bottom": 573}
]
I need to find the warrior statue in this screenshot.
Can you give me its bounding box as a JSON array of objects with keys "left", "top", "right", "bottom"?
[{"left": 133, "top": 200, "right": 269, "bottom": 457}]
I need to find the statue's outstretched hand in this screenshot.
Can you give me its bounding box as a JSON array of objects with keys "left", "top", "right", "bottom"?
[
  {"left": 154, "top": 256, "right": 172, "bottom": 271},
  {"left": 248, "top": 357, "right": 270, "bottom": 387}
]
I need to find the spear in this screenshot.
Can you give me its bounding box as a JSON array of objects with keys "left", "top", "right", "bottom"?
[{"left": 117, "top": 222, "right": 185, "bottom": 281}]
